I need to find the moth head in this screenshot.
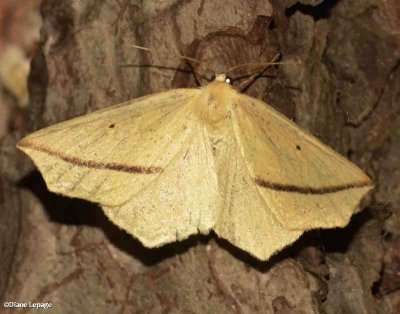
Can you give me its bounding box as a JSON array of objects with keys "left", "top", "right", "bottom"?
[{"left": 215, "top": 73, "right": 232, "bottom": 84}]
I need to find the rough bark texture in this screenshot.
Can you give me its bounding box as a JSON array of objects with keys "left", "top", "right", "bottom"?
[{"left": 1, "top": 0, "right": 400, "bottom": 313}]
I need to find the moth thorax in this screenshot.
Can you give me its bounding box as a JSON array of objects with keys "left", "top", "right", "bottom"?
[
  {"left": 206, "top": 94, "right": 230, "bottom": 124},
  {"left": 201, "top": 87, "right": 233, "bottom": 130}
]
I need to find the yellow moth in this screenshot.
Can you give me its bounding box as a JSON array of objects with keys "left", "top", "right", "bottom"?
[{"left": 17, "top": 73, "right": 373, "bottom": 260}]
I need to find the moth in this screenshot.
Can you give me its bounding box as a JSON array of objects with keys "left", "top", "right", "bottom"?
[{"left": 17, "top": 73, "right": 373, "bottom": 260}]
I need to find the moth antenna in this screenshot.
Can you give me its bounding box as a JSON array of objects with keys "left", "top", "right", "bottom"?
[
  {"left": 235, "top": 54, "right": 281, "bottom": 91},
  {"left": 129, "top": 44, "right": 151, "bottom": 52},
  {"left": 225, "top": 55, "right": 279, "bottom": 75},
  {"left": 234, "top": 55, "right": 302, "bottom": 92},
  {"left": 128, "top": 44, "right": 216, "bottom": 84},
  {"left": 183, "top": 58, "right": 202, "bottom": 87}
]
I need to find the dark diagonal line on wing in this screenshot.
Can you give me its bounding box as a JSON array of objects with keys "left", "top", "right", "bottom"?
[
  {"left": 255, "top": 177, "right": 372, "bottom": 194},
  {"left": 18, "top": 142, "right": 162, "bottom": 174}
]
